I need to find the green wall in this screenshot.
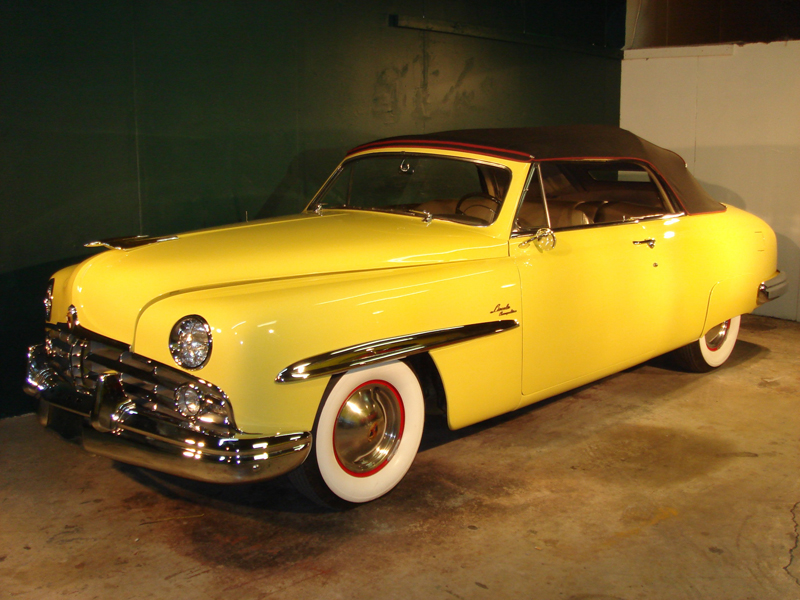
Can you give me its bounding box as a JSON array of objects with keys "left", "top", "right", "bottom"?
[{"left": 0, "top": 0, "right": 622, "bottom": 417}]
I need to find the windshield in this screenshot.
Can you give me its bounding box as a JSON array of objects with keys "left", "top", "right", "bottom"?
[{"left": 312, "top": 153, "right": 512, "bottom": 225}]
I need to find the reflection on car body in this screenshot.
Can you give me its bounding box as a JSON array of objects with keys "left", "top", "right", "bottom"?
[{"left": 25, "top": 125, "right": 786, "bottom": 508}]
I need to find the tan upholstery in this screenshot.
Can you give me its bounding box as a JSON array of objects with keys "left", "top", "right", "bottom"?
[
  {"left": 517, "top": 188, "right": 665, "bottom": 230},
  {"left": 417, "top": 197, "right": 497, "bottom": 224},
  {"left": 516, "top": 200, "right": 590, "bottom": 230}
]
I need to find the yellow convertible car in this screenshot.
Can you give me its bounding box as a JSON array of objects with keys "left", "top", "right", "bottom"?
[{"left": 25, "top": 125, "right": 786, "bottom": 507}]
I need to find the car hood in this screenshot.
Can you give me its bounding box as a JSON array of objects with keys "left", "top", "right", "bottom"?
[{"left": 63, "top": 210, "right": 508, "bottom": 344}]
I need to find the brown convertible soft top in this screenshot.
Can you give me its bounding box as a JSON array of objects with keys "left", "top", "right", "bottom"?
[{"left": 348, "top": 125, "right": 724, "bottom": 215}]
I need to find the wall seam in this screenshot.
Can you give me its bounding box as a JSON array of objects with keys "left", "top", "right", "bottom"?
[{"left": 131, "top": 15, "right": 143, "bottom": 236}]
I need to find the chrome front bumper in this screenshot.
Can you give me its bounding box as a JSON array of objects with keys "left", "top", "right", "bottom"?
[{"left": 25, "top": 342, "right": 311, "bottom": 484}]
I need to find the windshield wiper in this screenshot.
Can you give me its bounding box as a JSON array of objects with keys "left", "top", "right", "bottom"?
[
  {"left": 407, "top": 209, "right": 434, "bottom": 224},
  {"left": 311, "top": 204, "right": 435, "bottom": 224}
]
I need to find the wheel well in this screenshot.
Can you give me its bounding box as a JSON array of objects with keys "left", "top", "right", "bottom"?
[{"left": 403, "top": 353, "right": 447, "bottom": 416}]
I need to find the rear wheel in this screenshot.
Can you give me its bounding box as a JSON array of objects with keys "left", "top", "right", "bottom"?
[
  {"left": 671, "top": 315, "right": 741, "bottom": 372},
  {"left": 290, "top": 361, "right": 425, "bottom": 509}
]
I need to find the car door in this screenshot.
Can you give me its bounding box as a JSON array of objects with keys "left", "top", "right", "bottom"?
[{"left": 510, "top": 160, "right": 689, "bottom": 399}]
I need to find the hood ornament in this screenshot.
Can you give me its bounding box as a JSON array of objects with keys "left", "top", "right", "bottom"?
[{"left": 85, "top": 234, "right": 178, "bottom": 251}]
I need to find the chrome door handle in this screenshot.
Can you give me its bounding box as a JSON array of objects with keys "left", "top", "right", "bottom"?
[{"left": 633, "top": 238, "right": 656, "bottom": 249}]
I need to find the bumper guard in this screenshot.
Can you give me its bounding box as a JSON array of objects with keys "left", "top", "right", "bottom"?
[
  {"left": 758, "top": 271, "right": 788, "bottom": 305},
  {"left": 25, "top": 343, "right": 311, "bottom": 484}
]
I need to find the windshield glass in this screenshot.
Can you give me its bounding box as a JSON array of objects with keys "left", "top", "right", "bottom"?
[{"left": 313, "top": 153, "right": 512, "bottom": 225}]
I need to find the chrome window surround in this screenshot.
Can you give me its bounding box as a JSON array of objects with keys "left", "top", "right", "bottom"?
[
  {"left": 38, "top": 322, "right": 236, "bottom": 437},
  {"left": 512, "top": 159, "right": 684, "bottom": 237},
  {"left": 276, "top": 320, "right": 518, "bottom": 383}
]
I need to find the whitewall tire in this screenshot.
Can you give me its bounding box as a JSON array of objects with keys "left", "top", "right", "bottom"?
[
  {"left": 671, "top": 315, "right": 741, "bottom": 372},
  {"left": 290, "top": 360, "right": 425, "bottom": 507}
]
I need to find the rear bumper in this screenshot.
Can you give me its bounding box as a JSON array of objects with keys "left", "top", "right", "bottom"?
[
  {"left": 758, "top": 271, "right": 788, "bottom": 305},
  {"left": 25, "top": 343, "right": 311, "bottom": 484}
]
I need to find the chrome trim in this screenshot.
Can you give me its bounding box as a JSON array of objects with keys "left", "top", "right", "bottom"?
[
  {"left": 512, "top": 161, "right": 541, "bottom": 234},
  {"left": 85, "top": 234, "right": 179, "bottom": 251},
  {"left": 27, "top": 324, "right": 233, "bottom": 437},
  {"left": 511, "top": 212, "right": 686, "bottom": 238},
  {"left": 26, "top": 340, "right": 311, "bottom": 484},
  {"left": 334, "top": 382, "right": 402, "bottom": 475},
  {"left": 44, "top": 279, "right": 54, "bottom": 320},
  {"left": 704, "top": 319, "right": 731, "bottom": 351},
  {"left": 633, "top": 238, "right": 656, "bottom": 249},
  {"left": 168, "top": 315, "right": 213, "bottom": 370},
  {"left": 82, "top": 374, "right": 310, "bottom": 484},
  {"left": 537, "top": 162, "right": 552, "bottom": 229},
  {"left": 518, "top": 227, "right": 557, "bottom": 251},
  {"left": 81, "top": 422, "right": 311, "bottom": 484},
  {"left": 758, "top": 271, "right": 787, "bottom": 305},
  {"left": 513, "top": 158, "right": 682, "bottom": 236},
  {"left": 275, "top": 320, "right": 519, "bottom": 383}
]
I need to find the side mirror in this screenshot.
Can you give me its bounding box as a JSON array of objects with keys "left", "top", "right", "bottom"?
[
  {"left": 519, "top": 228, "right": 556, "bottom": 252},
  {"left": 534, "top": 228, "right": 556, "bottom": 251}
]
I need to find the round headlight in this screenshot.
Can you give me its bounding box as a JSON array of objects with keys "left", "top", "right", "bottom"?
[
  {"left": 169, "top": 315, "right": 212, "bottom": 369},
  {"left": 44, "top": 279, "right": 54, "bottom": 320},
  {"left": 175, "top": 384, "right": 203, "bottom": 417}
]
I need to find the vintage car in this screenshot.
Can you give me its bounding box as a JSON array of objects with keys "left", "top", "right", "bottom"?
[{"left": 25, "top": 125, "right": 786, "bottom": 508}]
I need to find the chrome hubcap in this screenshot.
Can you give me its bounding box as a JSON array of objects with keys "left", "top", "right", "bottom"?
[
  {"left": 334, "top": 381, "right": 404, "bottom": 475},
  {"left": 705, "top": 319, "right": 731, "bottom": 351}
]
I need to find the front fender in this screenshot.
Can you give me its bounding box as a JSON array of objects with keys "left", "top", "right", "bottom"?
[{"left": 132, "top": 259, "right": 521, "bottom": 434}]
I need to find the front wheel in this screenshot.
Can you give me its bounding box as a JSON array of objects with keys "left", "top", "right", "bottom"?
[
  {"left": 290, "top": 360, "right": 425, "bottom": 508},
  {"left": 670, "top": 315, "right": 741, "bottom": 372}
]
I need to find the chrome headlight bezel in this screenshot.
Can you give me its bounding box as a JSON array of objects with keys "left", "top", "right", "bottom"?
[
  {"left": 169, "top": 315, "right": 213, "bottom": 370},
  {"left": 174, "top": 382, "right": 233, "bottom": 426},
  {"left": 44, "top": 279, "right": 54, "bottom": 321}
]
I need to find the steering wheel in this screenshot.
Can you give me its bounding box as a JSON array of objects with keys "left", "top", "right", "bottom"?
[{"left": 455, "top": 192, "right": 502, "bottom": 219}]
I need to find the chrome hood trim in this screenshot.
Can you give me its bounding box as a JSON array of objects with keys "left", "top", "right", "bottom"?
[{"left": 85, "top": 234, "right": 179, "bottom": 251}]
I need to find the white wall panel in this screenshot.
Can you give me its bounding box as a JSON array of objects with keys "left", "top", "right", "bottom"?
[{"left": 621, "top": 41, "right": 800, "bottom": 321}]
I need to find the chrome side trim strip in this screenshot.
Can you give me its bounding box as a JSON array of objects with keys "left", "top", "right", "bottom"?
[
  {"left": 275, "top": 320, "right": 519, "bottom": 383},
  {"left": 85, "top": 234, "right": 178, "bottom": 251},
  {"left": 757, "top": 271, "right": 787, "bottom": 305}
]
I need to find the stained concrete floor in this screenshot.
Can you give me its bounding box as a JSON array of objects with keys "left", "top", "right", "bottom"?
[{"left": 2, "top": 314, "right": 799, "bottom": 600}]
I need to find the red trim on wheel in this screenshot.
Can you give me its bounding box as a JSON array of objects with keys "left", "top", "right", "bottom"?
[{"left": 333, "top": 379, "right": 405, "bottom": 478}]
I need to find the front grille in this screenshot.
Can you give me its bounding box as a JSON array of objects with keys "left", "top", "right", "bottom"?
[{"left": 43, "top": 323, "right": 235, "bottom": 437}]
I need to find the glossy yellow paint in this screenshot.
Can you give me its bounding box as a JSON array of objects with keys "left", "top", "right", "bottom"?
[
  {"left": 50, "top": 211, "right": 511, "bottom": 345},
  {"left": 511, "top": 205, "right": 776, "bottom": 402},
  {"left": 132, "top": 258, "right": 521, "bottom": 434},
  {"left": 42, "top": 146, "right": 779, "bottom": 439}
]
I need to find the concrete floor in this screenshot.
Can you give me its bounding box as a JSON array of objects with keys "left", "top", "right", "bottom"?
[{"left": 2, "top": 314, "right": 799, "bottom": 600}]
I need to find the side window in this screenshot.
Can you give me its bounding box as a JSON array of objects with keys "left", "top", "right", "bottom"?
[{"left": 515, "top": 160, "right": 672, "bottom": 232}]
